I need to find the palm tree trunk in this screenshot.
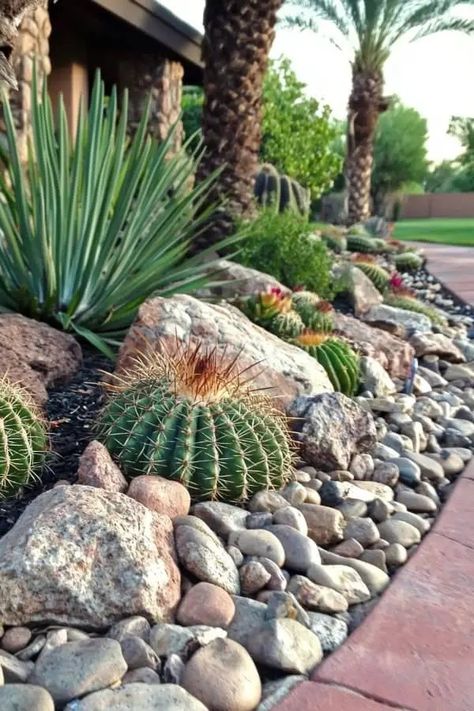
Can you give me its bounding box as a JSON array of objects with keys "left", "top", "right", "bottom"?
[
  {"left": 346, "top": 69, "right": 388, "bottom": 224},
  {"left": 196, "top": 0, "right": 283, "bottom": 249}
]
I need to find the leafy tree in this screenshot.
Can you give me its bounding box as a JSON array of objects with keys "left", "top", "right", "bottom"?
[
  {"left": 285, "top": 0, "right": 474, "bottom": 224},
  {"left": 372, "top": 101, "right": 428, "bottom": 213},
  {"left": 449, "top": 116, "right": 474, "bottom": 164},
  {"left": 181, "top": 86, "right": 204, "bottom": 152},
  {"left": 425, "top": 160, "right": 458, "bottom": 192},
  {"left": 261, "top": 58, "right": 342, "bottom": 199}
]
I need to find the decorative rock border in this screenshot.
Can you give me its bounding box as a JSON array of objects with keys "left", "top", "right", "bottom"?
[{"left": 273, "top": 459, "right": 474, "bottom": 711}]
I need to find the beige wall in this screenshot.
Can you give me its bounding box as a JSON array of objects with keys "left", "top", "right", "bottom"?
[{"left": 401, "top": 193, "right": 474, "bottom": 219}]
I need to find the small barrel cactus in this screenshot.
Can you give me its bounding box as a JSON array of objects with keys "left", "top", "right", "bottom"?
[
  {"left": 97, "top": 346, "right": 294, "bottom": 503},
  {"left": 348, "top": 224, "right": 370, "bottom": 236},
  {"left": 346, "top": 234, "right": 376, "bottom": 254},
  {"left": 291, "top": 290, "right": 321, "bottom": 322},
  {"left": 292, "top": 332, "right": 359, "bottom": 396},
  {"left": 239, "top": 288, "right": 292, "bottom": 327},
  {"left": 384, "top": 292, "right": 446, "bottom": 327},
  {"left": 352, "top": 255, "right": 390, "bottom": 293},
  {"left": 0, "top": 380, "right": 47, "bottom": 497},
  {"left": 270, "top": 311, "right": 305, "bottom": 339},
  {"left": 321, "top": 230, "right": 347, "bottom": 253},
  {"left": 305, "top": 301, "right": 334, "bottom": 333},
  {"left": 394, "top": 251, "right": 423, "bottom": 272},
  {"left": 254, "top": 163, "right": 311, "bottom": 217}
]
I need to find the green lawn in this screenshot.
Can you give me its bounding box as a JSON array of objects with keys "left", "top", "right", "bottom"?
[{"left": 393, "top": 218, "right": 474, "bottom": 247}]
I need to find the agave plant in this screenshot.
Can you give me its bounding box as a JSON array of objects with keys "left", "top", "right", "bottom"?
[{"left": 0, "top": 72, "right": 238, "bottom": 356}]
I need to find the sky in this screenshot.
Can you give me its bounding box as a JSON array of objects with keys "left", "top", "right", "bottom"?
[{"left": 160, "top": 1, "right": 474, "bottom": 163}]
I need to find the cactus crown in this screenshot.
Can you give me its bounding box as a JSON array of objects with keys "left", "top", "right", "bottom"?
[
  {"left": 0, "top": 379, "right": 47, "bottom": 497},
  {"left": 98, "top": 343, "right": 294, "bottom": 502}
]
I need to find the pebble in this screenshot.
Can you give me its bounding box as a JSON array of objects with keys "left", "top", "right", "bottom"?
[
  {"left": 332, "top": 538, "right": 364, "bottom": 558},
  {"left": 265, "top": 591, "right": 310, "bottom": 627},
  {"left": 298, "top": 504, "right": 345, "bottom": 546},
  {"left": 444, "top": 446, "right": 472, "bottom": 463},
  {"left": 360, "top": 549, "right": 387, "bottom": 572},
  {"left": 416, "top": 481, "right": 441, "bottom": 506},
  {"left": 265, "top": 524, "right": 320, "bottom": 572},
  {"left": 255, "top": 557, "right": 288, "bottom": 591},
  {"left": 122, "top": 667, "right": 161, "bottom": 685},
  {"left": 393, "top": 511, "right": 431, "bottom": 534},
  {"left": 307, "top": 564, "right": 370, "bottom": 605},
  {"left": 30, "top": 639, "right": 127, "bottom": 706},
  {"left": 0, "top": 651, "right": 34, "bottom": 682},
  {"left": 182, "top": 638, "right": 262, "bottom": 711},
  {"left": 107, "top": 616, "right": 151, "bottom": 643},
  {"left": 287, "top": 575, "right": 348, "bottom": 614},
  {"left": 368, "top": 498, "right": 393, "bottom": 523},
  {"left": 127, "top": 476, "right": 190, "bottom": 519},
  {"left": 177, "top": 582, "right": 236, "bottom": 628},
  {"left": 228, "top": 530, "right": 285, "bottom": 566},
  {"left": 248, "top": 491, "right": 288, "bottom": 513},
  {"left": 17, "top": 635, "right": 46, "bottom": 661},
  {"left": 372, "top": 462, "right": 400, "bottom": 487},
  {"left": 240, "top": 561, "right": 272, "bottom": 594},
  {"left": 343, "top": 517, "right": 380, "bottom": 547},
  {"left": 175, "top": 519, "right": 240, "bottom": 594},
  {"left": 307, "top": 612, "right": 348, "bottom": 653},
  {"left": 385, "top": 543, "right": 408, "bottom": 568},
  {"left": 119, "top": 636, "right": 159, "bottom": 671},
  {"left": 163, "top": 654, "right": 185, "bottom": 684},
  {"left": 397, "top": 490, "right": 437, "bottom": 513},
  {"left": 303, "top": 488, "right": 322, "bottom": 504},
  {"left": 281, "top": 482, "right": 308, "bottom": 506},
  {"left": 390, "top": 457, "right": 421, "bottom": 486},
  {"left": 337, "top": 500, "right": 368, "bottom": 520},
  {"left": 227, "top": 545, "right": 244, "bottom": 567},
  {"left": 319, "top": 550, "right": 390, "bottom": 596},
  {"left": 246, "top": 512, "right": 273, "bottom": 529},
  {"left": 149, "top": 624, "right": 226, "bottom": 658},
  {"left": 273, "top": 506, "right": 308, "bottom": 535},
  {"left": 352, "top": 481, "right": 394, "bottom": 502},
  {"left": 400, "top": 421, "right": 425, "bottom": 453},
  {"left": 0, "top": 685, "right": 54, "bottom": 711},
  {"left": 64, "top": 683, "right": 207, "bottom": 710},
  {"left": 349, "top": 453, "right": 374, "bottom": 480},
  {"left": 403, "top": 451, "right": 445, "bottom": 481},
  {"left": 1, "top": 627, "right": 32, "bottom": 654},
  {"left": 433, "top": 451, "right": 465, "bottom": 476},
  {"left": 377, "top": 519, "right": 421, "bottom": 548},
  {"left": 374, "top": 443, "right": 400, "bottom": 460}
]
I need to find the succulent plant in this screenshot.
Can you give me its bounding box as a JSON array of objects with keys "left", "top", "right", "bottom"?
[
  {"left": 348, "top": 224, "right": 369, "bottom": 237},
  {"left": 291, "top": 290, "right": 321, "bottom": 322},
  {"left": 384, "top": 292, "right": 447, "bottom": 327},
  {"left": 292, "top": 331, "right": 359, "bottom": 396},
  {"left": 254, "top": 163, "right": 311, "bottom": 217},
  {"left": 0, "top": 380, "right": 47, "bottom": 497},
  {"left": 304, "top": 300, "right": 335, "bottom": 333},
  {"left": 97, "top": 345, "right": 294, "bottom": 503},
  {"left": 394, "top": 251, "right": 423, "bottom": 271},
  {"left": 239, "top": 288, "right": 293, "bottom": 326},
  {"left": 352, "top": 255, "right": 391, "bottom": 292},
  {"left": 346, "top": 234, "right": 376, "bottom": 254},
  {"left": 270, "top": 311, "right": 305, "bottom": 339},
  {"left": 321, "top": 230, "right": 348, "bottom": 253}
]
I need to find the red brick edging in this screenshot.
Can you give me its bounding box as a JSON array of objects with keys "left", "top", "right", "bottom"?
[{"left": 273, "top": 461, "right": 474, "bottom": 711}]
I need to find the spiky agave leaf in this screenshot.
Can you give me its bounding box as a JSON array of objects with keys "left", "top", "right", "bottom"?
[
  {"left": 0, "top": 378, "right": 47, "bottom": 497},
  {"left": 97, "top": 342, "right": 294, "bottom": 503}
]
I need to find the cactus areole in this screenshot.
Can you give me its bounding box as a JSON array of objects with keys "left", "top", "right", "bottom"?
[{"left": 97, "top": 345, "right": 293, "bottom": 503}]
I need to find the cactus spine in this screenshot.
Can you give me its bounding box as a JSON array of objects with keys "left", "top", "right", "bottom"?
[
  {"left": 97, "top": 346, "right": 293, "bottom": 503},
  {"left": 293, "top": 332, "right": 359, "bottom": 396},
  {"left": 0, "top": 380, "right": 47, "bottom": 497},
  {"left": 254, "top": 164, "right": 310, "bottom": 217}
]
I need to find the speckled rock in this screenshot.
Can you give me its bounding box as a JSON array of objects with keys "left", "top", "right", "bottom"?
[
  {"left": 298, "top": 504, "right": 345, "bottom": 546},
  {"left": 127, "top": 476, "right": 190, "bottom": 519},
  {"left": 192, "top": 502, "right": 249, "bottom": 537},
  {"left": 265, "top": 524, "right": 320, "bottom": 572},
  {"left": 307, "top": 564, "right": 370, "bottom": 605},
  {"left": 177, "top": 583, "right": 235, "bottom": 628},
  {"left": 76, "top": 441, "right": 128, "bottom": 493},
  {"left": 306, "top": 612, "right": 348, "bottom": 653},
  {"left": 64, "top": 683, "right": 207, "bottom": 710},
  {"left": 0, "top": 486, "right": 180, "bottom": 627},
  {"left": 287, "top": 575, "right": 348, "bottom": 613},
  {"left": 0, "top": 685, "right": 54, "bottom": 711}
]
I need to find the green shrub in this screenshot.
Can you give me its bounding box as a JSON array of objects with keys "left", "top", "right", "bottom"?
[
  {"left": 0, "top": 380, "right": 47, "bottom": 497},
  {"left": 0, "top": 73, "right": 237, "bottom": 357},
  {"left": 238, "top": 211, "right": 334, "bottom": 297},
  {"left": 97, "top": 347, "right": 293, "bottom": 502}
]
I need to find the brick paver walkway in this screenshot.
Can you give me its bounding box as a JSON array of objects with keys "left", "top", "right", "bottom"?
[
  {"left": 410, "top": 242, "right": 474, "bottom": 306},
  {"left": 273, "top": 462, "right": 474, "bottom": 711}
]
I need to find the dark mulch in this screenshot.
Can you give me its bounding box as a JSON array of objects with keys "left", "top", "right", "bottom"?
[{"left": 0, "top": 349, "right": 113, "bottom": 538}]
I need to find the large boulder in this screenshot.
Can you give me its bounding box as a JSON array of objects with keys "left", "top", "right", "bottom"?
[
  {"left": 333, "top": 313, "right": 415, "bottom": 379},
  {"left": 197, "top": 259, "right": 290, "bottom": 300},
  {"left": 0, "top": 486, "right": 180, "bottom": 628},
  {"left": 0, "top": 314, "right": 82, "bottom": 406},
  {"left": 409, "top": 332, "right": 465, "bottom": 362},
  {"left": 116, "top": 295, "right": 333, "bottom": 409},
  {"left": 336, "top": 264, "right": 383, "bottom": 316},
  {"left": 289, "top": 393, "right": 377, "bottom": 471},
  {"left": 363, "top": 304, "right": 432, "bottom": 336}
]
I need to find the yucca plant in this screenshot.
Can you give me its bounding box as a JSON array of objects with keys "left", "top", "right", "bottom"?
[
  {"left": 292, "top": 331, "right": 359, "bottom": 396},
  {"left": 97, "top": 344, "right": 293, "bottom": 502},
  {"left": 0, "top": 379, "right": 47, "bottom": 497},
  {"left": 0, "top": 72, "right": 239, "bottom": 357}
]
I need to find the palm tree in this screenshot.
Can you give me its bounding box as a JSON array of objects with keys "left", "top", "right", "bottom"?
[
  {"left": 196, "top": 0, "right": 283, "bottom": 248},
  {"left": 286, "top": 1, "right": 474, "bottom": 224}
]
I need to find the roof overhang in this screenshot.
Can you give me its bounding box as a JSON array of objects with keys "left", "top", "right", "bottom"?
[{"left": 91, "top": 0, "right": 203, "bottom": 68}]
